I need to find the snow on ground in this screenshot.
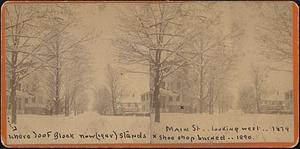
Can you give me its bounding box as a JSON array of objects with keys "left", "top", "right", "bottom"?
[
  {"left": 7, "top": 111, "right": 150, "bottom": 144},
  {"left": 151, "top": 112, "right": 294, "bottom": 143},
  {"left": 6, "top": 111, "right": 295, "bottom": 144}
]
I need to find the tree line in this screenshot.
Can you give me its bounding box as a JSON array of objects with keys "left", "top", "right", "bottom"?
[
  {"left": 5, "top": 4, "right": 93, "bottom": 124},
  {"left": 111, "top": 3, "right": 242, "bottom": 122}
]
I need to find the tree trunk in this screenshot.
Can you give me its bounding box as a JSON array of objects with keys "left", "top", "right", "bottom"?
[
  {"left": 74, "top": 98, "right": 77, "bottom": 116},
  {"left": 55, "top": 84, "right": 60, "bottom": 115},
  {"left": 198, "top": 53, "right": 204, "bottom": 113},
  {"left": 254, "top": 73, "right": 261, "bottom": 113},
  {"left": 11, "top": 66, "right": 17, "bottom": 124},
  {"left": 256, "top": 97, "right": 260, "bottom": 113},
  {"left": 255, "top": 86, "right": 261, "bottom": 113},
  {"left": 10, "top": 54, "right": 17, "bottom": 123},
  {"left": 112, "top": 94, "right": 116, "bottom": 115},
  {"left": 208, "top": 82, "right": 214, "bottom": 114},
  {"left": 153, "top": 49, "right": 161, "bottom": 123},
  {"left": 54, "top": 44, "right": 61, "bottom": 115},
  {"left": 198, "top": 70, "right": 204, "bottom": 113},
  {"left": 65, "top": 97, "right": 69, "bottom": 116},
  {"left": 153, "top": 66, "right": 161, "bottom": 123},
  {"left": 54, "top": 101, "right": 60, "bottom": 115}
]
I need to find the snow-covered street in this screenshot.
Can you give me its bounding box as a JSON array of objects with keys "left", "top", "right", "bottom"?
[{"left": 7, "top": 112, "right": 150, "bottom": 144}]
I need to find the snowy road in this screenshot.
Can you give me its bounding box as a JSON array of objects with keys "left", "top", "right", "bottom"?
[{"left": 7, "top": 112, "right": 150, "bottom": 144}]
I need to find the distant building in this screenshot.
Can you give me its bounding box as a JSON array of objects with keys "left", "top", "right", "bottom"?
[
  {"left": 6, "top": 79, "right": 47, "bottom": 115},
  {"left": 259, "top": 90, "right": 293, "bottom": 114},
  {"left": 6, "top": 89, "right": 34, "bottom": 114},
  {"left": 117, "top": 93, "right": 142, "bottom": 114},
  {"left": 141, "top": 65, "right": 195, "bottom": 113},
  {"left": 284, "top": 89, "right": 294, "bottom": 112},
  {"left": 141, "top": 88, "right": 193, "bottom": 113}
]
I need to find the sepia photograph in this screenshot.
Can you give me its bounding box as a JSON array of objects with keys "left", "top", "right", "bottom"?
[{"left": 1, "top": 1, "right": 298, "bottom": 147}]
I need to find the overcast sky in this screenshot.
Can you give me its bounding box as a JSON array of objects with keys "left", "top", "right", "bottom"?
[{"left": 67, "top": 1, "right": 293, "bottom": 105}]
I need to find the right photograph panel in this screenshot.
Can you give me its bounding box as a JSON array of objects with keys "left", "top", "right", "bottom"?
[{"left": 147, "top": 1, "right": 295, "bottom": 144}]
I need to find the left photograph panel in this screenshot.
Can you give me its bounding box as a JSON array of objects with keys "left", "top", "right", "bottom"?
[{"left": 2, "top": 2, "right": 150, "bottom": 145}]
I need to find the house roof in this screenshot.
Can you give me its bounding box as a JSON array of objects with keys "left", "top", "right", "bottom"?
[
  {"left": 119, "top": 94, "right": 141, "bottom": 103},
  {"left": 6, "top": 89, "right": 34, "bottom": 98},
  {"left": 160, "top": 88, "right": 179, "bottom": 96},
  {"left": 141, "top": 88, "right": 179, "bottom": 96},
  {"left": 262, "top": 91, "right": 285, "bottom": 101}
]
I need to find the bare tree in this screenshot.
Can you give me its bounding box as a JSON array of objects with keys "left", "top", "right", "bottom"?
[
  {"left": 251, "top": 65, "right": 269, "bottom": 113},
  {"left": 44, "top": 34, "right": 91, "bottom": 115},
  {"left": 182, "top": 5, "right": 241, "bottom": 114},
  {"left": 217, "top": 91, "right": 234, "bottom": 113},
  {"left": 207, "top": 48, "right": 238, "bottom": 114},
  {"left": 256, "top": 2, "right": 292, "bottom": 72},
  {"left": 114, "top": 2, "right": 241, "bottom": 121},
  {"left": 5, "top": 4, "right": 71, "bottom": 123},
  {"left": 104, "top": 64, "right": 124, "bottom": 115},
  {"left": 94, "top": 86, "right": 112, "bottom": 115},
  {"left": 114, "top": 3, "right": 203, "bottom": 122},
  {"left": 42, "top": 5, "right": 91, "bottom": 115},
  {"left": 238, "top": 86, "right": 256, "bottom": 113},
  {"left": 64, "top": 45, "right": 92, "bottom": 116}
]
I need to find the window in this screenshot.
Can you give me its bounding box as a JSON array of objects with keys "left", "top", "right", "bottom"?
[
  {"left": 166, "top": 82, "right": 169, "bottom": 89},
  {"left": 149, "top": 93, "right": 152, "bottom": 101},
  {"left": 141, "top": 95, "right": 145, "bottom": 101},
  {"left": 150, "top": 98, "right": 153, "bottom": 107},
  {"left": 286, "top": 91, "right": 293, "bottom": 100},
  {"left": 8, "top": 79, "right": 11, "bottom": 88},
  {"left": 8, "top": 104, "right": 11, "bottom": 110},
  {"left": 160, "top": 81, "right": 166, "bottom": 89},
  {"left": 177, "top": 82, "right": 181, "bottom": 89},
  {"left": 171, "top": 82, "right": 175, "bottom": 90},
  {"left": 32, "top": 97, "right": 36, "bottom": 103},
  {"left": 18, "top": 83, "right": 21, "bottom": 91},
  {"left": 169, "top": 96, "right": 173, "bottom": 102},
  {"left": 25, "top": 98, "right": 28, "bottom": 104},
  {"left": 285, "top": 93, "right": 289, "bottom": 100},
  {"left": 176, "top": 96, "right": 180, "bottom": 101},
  {"left": 161, "top": 96, "right": 166, "bottom": 108},
  {"left": 18, "top": 102, "right": 21, "bottom": 110},
  {"left": 25, "top": 85, "right": 28, "bottom": 91}
]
